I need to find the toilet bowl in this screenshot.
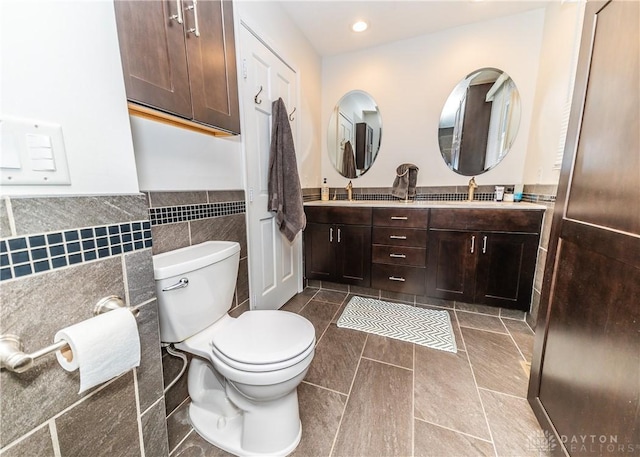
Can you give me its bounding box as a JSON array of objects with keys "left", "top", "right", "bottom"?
[{"left": 152, "top": 241, "right": 315, "bottom": 456}]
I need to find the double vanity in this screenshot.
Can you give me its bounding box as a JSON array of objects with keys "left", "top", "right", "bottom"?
[{"left": 304, "top": 200, "right": 545, "bottom": 311}]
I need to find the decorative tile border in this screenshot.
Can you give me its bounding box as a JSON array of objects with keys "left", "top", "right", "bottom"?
[
  {"left": 149, "top": 201, "right": 246, "bottom": 226},
  {"left": 522, "top": 193, "right": 556, "bottom": 204},
  {"left": 0, "top": 221, "right": 152, "bottom": 281},
  {"left": 328, "top": 192, "right": 497, "bottom": 202}
]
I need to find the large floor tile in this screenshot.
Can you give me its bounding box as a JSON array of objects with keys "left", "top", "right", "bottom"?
[
  {"left": 313, "top": 289, "right": 348, "bottom": 305},
  {"left": 456, "top": 311, "right": 508, "bottom": 333},
  {"left": 462, "top": 328, "right": 529, "bottom": 398},
  {"left": 171, "top": 431, "right": 233, "bottom": 457},
  {"left": 304, "top": 325, "right": 367, "bottom": 394},
  {"left": 414, "top": 419, "right": 495, "bottom": 457},
  {"left": 281, "top": 288, "right": 318, "bottom": 313},
  {"left": 291, "top": 383, "right": 346, "bottom": 457},
  {"left": 298, "top": 300, "right": 340, "bottom": 342},
  {"left": 362, "top": 334, "right": 414, "bottom": 369},
  {"left": 501, "top": 319, "right": 535, "bottom": 363},
  {"left": 332, "top": 359, "right": 413, "bottom": 457},
  {"left": 414, "top": 346, "right": 490, "bottom": 440},
  {"left": 481, "top": 389, "right": 551, "bottom": 457}
]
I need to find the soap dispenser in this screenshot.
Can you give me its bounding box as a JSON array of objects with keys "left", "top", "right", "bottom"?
[{"left": 321, "top": 178, "right": 330, "bottom": 201}]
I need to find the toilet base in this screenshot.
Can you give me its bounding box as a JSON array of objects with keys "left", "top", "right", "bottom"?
[{"left": 189, "top": 402, "right": 302, "bottom": 457}]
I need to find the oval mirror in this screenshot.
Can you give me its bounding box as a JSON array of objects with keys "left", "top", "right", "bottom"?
[
  {"left": 438, "top": 68, "right": 521, "bottom": 176},
  {"left": 327, "top": 90, "right": 382, "bottom": 178}
]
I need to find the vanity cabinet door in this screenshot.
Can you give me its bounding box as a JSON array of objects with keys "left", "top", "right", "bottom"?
[
  {"left": 335, "top": 225, "right": 371, "bottom": 286},
  {"left": 304, "top": 223, "right": 335, "bottom": 280},
  {"left": 425, "top": 230, "right": 477, "bottom": 303},
  {"left": 475, "top": 232, "right": 538, "bottom": 310},
  {"left": 303, "top": 223, "right": 371, "bottom": 286}
]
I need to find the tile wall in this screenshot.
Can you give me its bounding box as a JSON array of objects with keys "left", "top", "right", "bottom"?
[
  {"left": 302, "top": 184, "right": 558, "bottom": 329},
  {"left": 0, "top": 195, "right": 168, "bottom": 457},
  {"left": 144, "top": 190, "right": 249, "bottom": 454}
]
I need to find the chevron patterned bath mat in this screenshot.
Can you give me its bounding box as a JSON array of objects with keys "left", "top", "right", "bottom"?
[{"left": 337, "top": 296, "right": 457, "bottom": 353}]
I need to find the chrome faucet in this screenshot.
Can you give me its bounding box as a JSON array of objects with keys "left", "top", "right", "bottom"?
[
  {"left": 468, "top": 177, "right": 478, "bottom": 201},
  {"left": 345, "top": 180, "right": 353, "bottom": 201}
]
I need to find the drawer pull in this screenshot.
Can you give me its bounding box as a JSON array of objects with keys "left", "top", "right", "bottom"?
[
  {"left": 389, "top": 235, "right": 407, "bottom": 240},
  {"left": 391, "top": 216, "right": 408, "bottom": 220},
  {"left": 389, "top": 253, "right": 406, "bottom": 258},
  {"left": 389, "top": 276, "right": 406, "bottom": 282}
]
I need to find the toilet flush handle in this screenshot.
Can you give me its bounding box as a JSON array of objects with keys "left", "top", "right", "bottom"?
[{"left": 162, "top": 278, "right": 189, "bottom": 292}]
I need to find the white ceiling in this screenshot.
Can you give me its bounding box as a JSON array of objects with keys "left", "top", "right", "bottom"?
[{"left": 278, "top": 0, "right": 551, "bottom": 57}]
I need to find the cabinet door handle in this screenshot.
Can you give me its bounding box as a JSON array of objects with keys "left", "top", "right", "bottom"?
[
  {"left": 329, "top": 227, "right": 333, "bottom": 243},
  {"left": 470, "top": 235, "right": 475, "bottom": 254},
  {"left": 185, "top": 0, "right": 200, "bottom": 37},
  {"left": 389, "top": 235, "right": 407, "bottom": 240},
  {"left": 389, "top": 276, "right": 406, "bottom": 282},
  {"left": 389, "top": 253, "right": 406, "bottom": 258},
  {"left": 391, "top": 216, "right": 408, "bottom": 220},
  {"left": 337, "top": 228, "right": 341, "bottom": 243},
  {"left": 169, "top": 0, "right": 184, "bottom": 24},
  {"left": 482, "top": 236, "right": 487, "bottom": 254}
]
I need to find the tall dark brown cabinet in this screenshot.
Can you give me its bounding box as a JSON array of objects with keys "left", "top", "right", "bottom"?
[
  {"left": 528, "top": 1, "right": 639, "bottom": 455},
  {"left": 114, "top": 0, "right": 240, "bottom": 134}
]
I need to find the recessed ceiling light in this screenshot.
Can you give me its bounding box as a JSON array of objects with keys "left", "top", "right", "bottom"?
[{"left": 352, "top": 21, "right": 368, "bottom": 33}]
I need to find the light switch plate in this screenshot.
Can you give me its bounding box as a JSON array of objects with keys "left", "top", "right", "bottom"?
[{"left": 0, "top": 116, "right": 71, "bottom": 185}]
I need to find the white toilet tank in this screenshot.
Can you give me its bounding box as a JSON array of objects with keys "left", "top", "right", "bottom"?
[{"left": 153, "top": 241, "right": 241, "bottom": 343}]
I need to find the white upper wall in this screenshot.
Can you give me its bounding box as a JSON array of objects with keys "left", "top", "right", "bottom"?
[
  {"left": 523, "top": 1, "right": 585, "bottom": 185},
  {"left": 1, "top": 0, "right": 140, "bottom": 196},
  {"left": 322, "top": 9, "right": 546, "bottom": 189}
]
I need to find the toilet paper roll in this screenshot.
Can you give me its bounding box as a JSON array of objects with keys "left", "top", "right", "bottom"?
[{"left": 54, "top": 308, "right": 141, "bottom": 394}]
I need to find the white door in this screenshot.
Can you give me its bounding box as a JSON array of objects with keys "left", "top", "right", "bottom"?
[{"left": 240, "top": 24, "right": 301, "bottom": 310}]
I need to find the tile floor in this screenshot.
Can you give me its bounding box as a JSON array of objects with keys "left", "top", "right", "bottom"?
[{"left": 172, "top": 287, "right": 548, "bottom": 457}]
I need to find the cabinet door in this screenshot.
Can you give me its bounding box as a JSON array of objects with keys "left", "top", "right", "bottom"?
[
  {"left": 184, "top": 0, "right": 240, "bottom": 133},
  {"left": 114, "top": 0, "right": 192, "bottom": 117},
  {"left": 475, "top": 233, "right": 538, "bottom": 310},
  {"left": 304, "top": 223, "right": 335, "bottom": 280},
  {"left": 336, "top": 225, "right": 371, "bottom": 286},
  {"left": 426, "top": 230, "right": 476, "bottom": 302}
]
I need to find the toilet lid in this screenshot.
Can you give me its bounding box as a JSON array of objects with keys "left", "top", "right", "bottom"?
[{"left": 211, "top": 311, "right": 315, "bottom": 368}]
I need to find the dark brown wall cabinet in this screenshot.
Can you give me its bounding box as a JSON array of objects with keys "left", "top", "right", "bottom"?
[
  {"left": 114, "top": 0, "right": 240, "bottom": 134},
  {"left": 426, "top": 209, "right": 542, "bottom": 311},
  {"left": 304, "top": 207, "right": 372, "bottom": 287},
  {"left": 371, "top": 208, "right": 428, "bottom": 295}
]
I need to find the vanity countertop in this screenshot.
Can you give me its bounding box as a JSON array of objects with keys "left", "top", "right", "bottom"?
[{"left": 304, "top": 200, "right": 547, "bottom": 210}]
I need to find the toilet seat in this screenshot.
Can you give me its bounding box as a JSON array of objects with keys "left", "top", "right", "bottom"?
[{"left": 211, "top": 311, "right": 315, "bottom": 373}]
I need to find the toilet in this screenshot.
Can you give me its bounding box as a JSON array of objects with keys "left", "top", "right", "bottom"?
[{"left": 152, "top": 241, "right": 315, "bottom": 456}]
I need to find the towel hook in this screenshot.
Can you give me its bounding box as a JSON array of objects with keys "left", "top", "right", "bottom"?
[
  {"left": 288, "top": 107, "right": 296, "bottom": 121},
  {"left": 254, "top": 86, "right": 263, "bottom": 105}
]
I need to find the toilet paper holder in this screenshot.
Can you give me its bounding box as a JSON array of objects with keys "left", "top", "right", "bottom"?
[{"left": 0, "top": 296, "right": 139, "bottom": 374}]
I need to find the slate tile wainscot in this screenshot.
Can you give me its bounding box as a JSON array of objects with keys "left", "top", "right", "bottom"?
[
  {"left": 144, "top": 189, "right": 249, "bottom": 453},
  {"left": 0, "top": 194, "right": 169, "bottom": 457},
  {"left": 302, "top": 184, "right": 556, "bottom": 328}
]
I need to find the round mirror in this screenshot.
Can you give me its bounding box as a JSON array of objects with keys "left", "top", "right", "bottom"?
[
  {"left": 438, "top": 68, "right": 521, "bottom": 176},
  {"left": 327, "top": 90, "right": 382, "bottom": 178}
]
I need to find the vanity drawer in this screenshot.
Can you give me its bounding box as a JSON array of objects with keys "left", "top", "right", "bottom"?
[
  {"left": 372, "top": 245, "right": 426, "bottom": 267},
  {"left": 373, "top": 208, "right": 429, "bottom": 228},
  {"left": 372, "top": 227, "right": 427, "bottom": 247},
  {"left": 305, "top": 206, "right": 372, "bottom": 225},
  {"left": 430, "top": 209, "right": 543, "bottom": 233},
  {"left": 371, "top": 264, "right": 425, "bottom": 295}
]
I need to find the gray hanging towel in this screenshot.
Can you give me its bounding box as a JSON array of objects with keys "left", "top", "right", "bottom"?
[
  {"left": 391, "top": 163, "right": 419, "bottom": 199},
  {"left": 268, "top": 98, "right": 306, "bottom": 242},
  {"left": 342, "top": 140, "right": 357, "bottom": 178}
]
